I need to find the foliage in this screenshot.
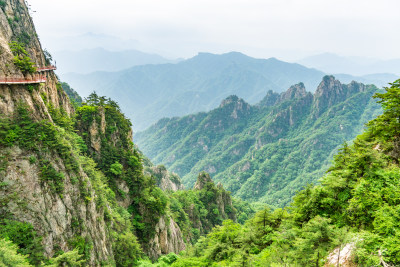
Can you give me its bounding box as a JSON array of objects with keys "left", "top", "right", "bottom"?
[
  {"left": 46, "top": 249, "right": 85, "bottom": 267},
  {"left": 60, "top": 82, "right": 83, "bottom": 108},
  {"left": 135, "top": 78, "right": 381, "bottom": 207},
  {"left": 0, "top": 220, "right": 45, "bottom": 265},
  {"left": 113, "top": 232, "right": 142, "bottom": 267},
  {"left": 150, "top": 79, "right": 400, "bottom": 266},
  {"left": 9, "top": 41, "right": 36, "bottom": 73},
  {"left": 75, "top": 92, "right": 169, "bottom": 246},
  {"left": 0, "top": 238, "right": 32, "bottom": 267}
]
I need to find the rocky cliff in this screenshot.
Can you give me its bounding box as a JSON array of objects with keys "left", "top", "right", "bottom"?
[
  {"left": 75, "top": 94, "right": 186, "bottom": 260},
  {"left": 0, "top": 0, "right": 187, "bottom": 264},
  {"left": 0, "top": 0, "right": 114, "bottom": 264}
]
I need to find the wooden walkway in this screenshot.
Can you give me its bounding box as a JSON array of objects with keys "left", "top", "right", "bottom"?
[
  {"left": 36, "top": 65, "right": 57, "bottom": 72},
  {"left": 0, "top": 77, "right": 47, "bottom": 84},
  {"left": 0, "top": 65, "right": 55, "bottom": 84}
]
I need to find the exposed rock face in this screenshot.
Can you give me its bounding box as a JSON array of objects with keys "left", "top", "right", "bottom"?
[
  {"left": 325, "top": 243, "right": 356, "bottom": 267},
  {"left": 1, "top": 147, "right": 113, "bottom": 263},
  {"left": 147, "top": 216, "right": 186, "bottom": 260},
  {"left": 0, "top": 1, "right": 114, "bottom": 264},
  {"left": 0, "top": 0, "right": 73, "bottom": 119},
  {"left": 146, "top": 165, "right": 184, "bottom": 192},
  {"left": 258, "top": 90, "right": 280, "bottom": 107},
  {"left": 193, "top": 171, "right": 213, "bottom": 190},
  {"left": 313, "top": 75, "right": 366, "bottom": 117},
  {"left": 219, "top": 95, "right": 251, "bottom": 120},
  {"left": 279, "top": 82, "right": 307, "bottom": 103},
  {"left": 77, "top": 104, "right": 186, "bottom": 260},
  {"left": 191, "top": 172, "right": 237, "bottom": 234}
]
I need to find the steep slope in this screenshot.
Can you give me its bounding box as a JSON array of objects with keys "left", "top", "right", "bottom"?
[
  {"left": 135, "top": 76, "right": 382, "bottom": 207},
  {"left": 0, "top": 1, "right": 253, "bottom": 265},
  {"left": 165, "top": 79, "right": 400, "bottom": 267},
  {"left": 0, "top": 1, "right": 115, "bottom": 264},
  {"left": 63, "top": 52, "right": 326, "bottom": 130}
]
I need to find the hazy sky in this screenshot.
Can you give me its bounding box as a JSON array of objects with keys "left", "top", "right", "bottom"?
[{"left": 29, "top": 0, "right": 399, "bottom": 60}]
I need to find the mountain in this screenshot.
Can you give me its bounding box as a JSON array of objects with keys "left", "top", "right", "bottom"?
[
  {"left": 134, "top": 76, "right": 382, "bottom": 207},
  {"left": 164, "top": 79, "right": 400, "bottom": 267},
  {"left": 63, "top": 52, "right": 327, "bottom": 130},
  {"left": 53, "top": 48, "right": 178, "bottom": 74},
  {"left": 298, "top": 52, "right": 400, "bottom": 76},
  {"left": 63, "top": 52, "right": 394, "bottom": 131},
  {"left": 0, "top": 1, "right": 252, "bottom": 265}
]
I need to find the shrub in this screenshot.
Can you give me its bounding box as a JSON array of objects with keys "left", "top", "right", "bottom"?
[
  {"left": 113, "top": 232, "right": 142, "bottom": 267},
  {"left": 0, "top": 239, "right": 32, "bottom": 266},
  {"left": 9, "top": 42, "right": 36, "bottom": 74}
]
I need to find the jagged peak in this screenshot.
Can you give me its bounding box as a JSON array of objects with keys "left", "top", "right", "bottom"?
[
  {"left": 194, "top": 172, "right": 214, "bottom": 190},
  {"left": 279, "top": 82, "right": 308, "bottom": 102},
  {"left": 314, "top": 75, "right": 342, "bottom": 96},
  {"left": 219, "top": 95, "right": 245, "bottom": 108},
  {"left": 258, "top": 90, "right": 280, "bottom": 107}
]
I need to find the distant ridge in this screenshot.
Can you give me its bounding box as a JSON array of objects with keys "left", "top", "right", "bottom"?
[{"left": 134, "top": 76, "right": 382, "bottom": 207}]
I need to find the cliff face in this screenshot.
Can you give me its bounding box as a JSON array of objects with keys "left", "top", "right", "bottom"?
[
  {"left": 145, "top": 165, "right": 184, "bottom": 192},
  {"left": 0, "top": 1, "right": 114, "bottom": 264},
  {"left": 75, "top": 96, "right": 186, "bottom": 260},
  {"left": 188, "top": 172, "right": 237, "bottom": 235},
  {"left": 1, "top": 147, "right": 112, "bottom": 263},
  {"left": 0, "top": 0, "right": 73, "bottom": 119}
]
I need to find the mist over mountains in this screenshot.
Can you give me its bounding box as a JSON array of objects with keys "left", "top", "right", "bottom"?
[
  {"left": 62, "top": 52, "right": 393, "bottom": 131},
  {"left": 53, "top": 48, "right": 179, "bottom": 74},
  {"left": 298, "top": 52, "right": 400, "bottom": 76}
]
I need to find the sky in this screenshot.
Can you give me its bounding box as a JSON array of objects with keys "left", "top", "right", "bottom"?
[{"left": 28, "top": 0, "right": 400, "bottom": 61}]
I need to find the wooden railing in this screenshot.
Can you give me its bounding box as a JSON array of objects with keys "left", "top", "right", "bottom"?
[
  {"left": 36, "top": 65, "right": 57, "bottom": 72},
  {"left": 0, "top": 77, "right": 47, "bottom": 84}
]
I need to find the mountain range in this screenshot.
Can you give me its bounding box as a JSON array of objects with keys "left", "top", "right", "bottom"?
[
  {"left": 62, "top": 52, "right": 391, "bottom": 131},
  {"left": 134, "top": 76, "right": 382, "bottom": 207}
]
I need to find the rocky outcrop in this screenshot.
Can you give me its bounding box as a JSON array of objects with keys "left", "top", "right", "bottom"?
[
  {"left": 279, "top": 82, "right": 308, "bottom": 103},
  {"left": 0, "top": 0, "right": 73, "bottom": 120},
  {"left": 193, "top": 171, "right": 213, "bottom": 190},
  {"left": 191, "top": 172, "right": 237, "bottom": 234},
  {"left": 313, "top": 75, "right": 366, "bottom": 117},
  {"left": 219, "top": 95, "right": 251, "bottom": 120},
  {"left": 146, "top": 165, "right": 184, "bottom": 192},
  {"left": 325, "top": 243, "right": 356, "bottom": 267},
  {"left": 258, "top": 90, "right": 280, "bottom": 107},
  {"left": 0, "top": 1, "right": 114, "bottom": 264},
  {"left": 0, "top": 147, "right": 113, "bottom": 264},
  {"left": 146, "top": 216, "right": 186, "bottom": 260},
  {"left": 76, "top": 99, "right": 187, "bottom": 260}
]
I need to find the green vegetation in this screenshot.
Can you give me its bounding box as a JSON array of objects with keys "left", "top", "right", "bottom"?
[
  {"left": 135, "top": 77, "right": 382, "bottom": 207},
  {"left": 76, "top": 93, "right": 169, "bottom": 244},
  {"left": 0, "top": 100, "right": 142, "bottom": 265},
  {"left": 0, "top": 1, "right": 6, "bottom": 10},
  {"left": 9, "top": 41, "right": 36, "bottom": 73},
  {"left": 0, "top": 238, "right": 32, "bottom": 266},
  {"left": 60, "top": 82, "right": 82, "bottom": 108},
  {"left": 0, "top": 220, "right": 45, "bottom": 265},
  {"left": 138, "top": 79, "right": 400, "bottom": 266},
  {"left": 167, "top": 172, "right": 252, "bottom": 243}
]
